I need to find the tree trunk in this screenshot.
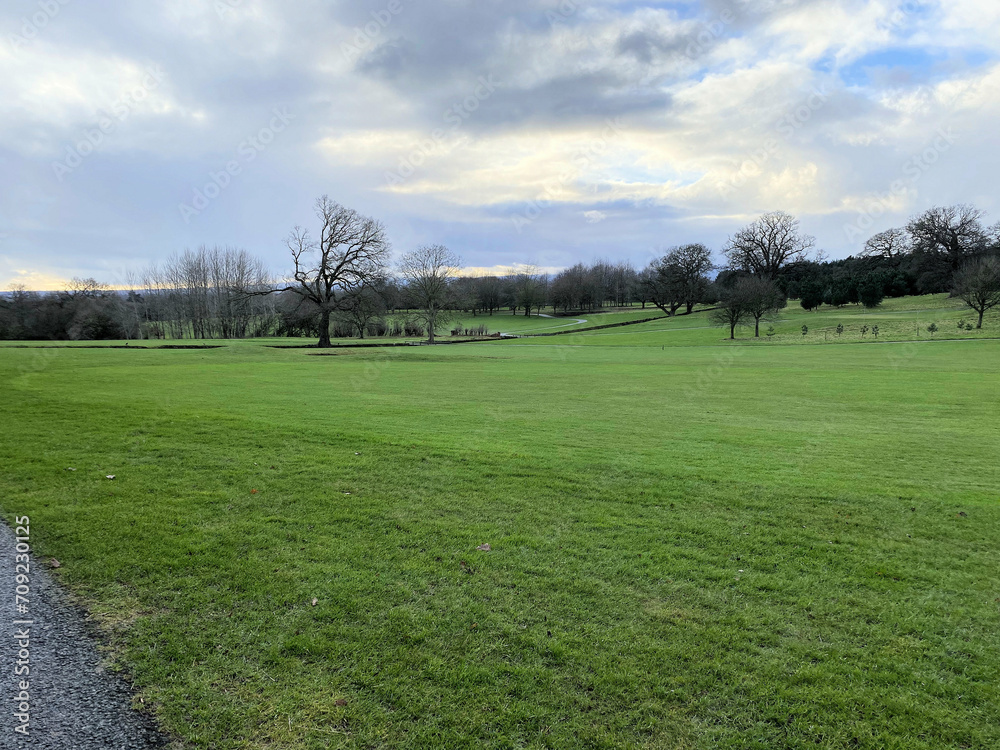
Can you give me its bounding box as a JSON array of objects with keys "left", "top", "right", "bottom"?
[
  {"left": 755, "top": 318, "right": 760, "bottom": 337},
  {"left": 978, "top": 308, "right": 984, "bottom": 329},
  {"left": 686, "top": 302, "right": 694, "bottom": 314},
  {"left": 730, "top": 322, "right": 736, "bottom": 340},
  {"left": 317, "top": 309, "right": 332, "bottom": 347}
]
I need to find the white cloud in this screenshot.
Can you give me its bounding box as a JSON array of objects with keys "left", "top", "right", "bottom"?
[{"left": 2, "top": 0, "right": 1000, "bottom": 286}]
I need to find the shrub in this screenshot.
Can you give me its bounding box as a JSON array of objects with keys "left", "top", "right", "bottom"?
[
  {"left": 366, "top": 320, "right": 389, "bottom": 337},
  {"left": 331, "top": 321, "right": 354, "bottom": 339},
  {"left": 801, "top": 325, "right": 808, "bottom": 336},
  {"left": 927, "top": 323, "right": 938, "bottom": 335},
  {"left": 836, "top": 324, "right": 844, "bottom": 336}
]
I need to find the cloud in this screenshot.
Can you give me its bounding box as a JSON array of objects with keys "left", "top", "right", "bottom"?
[{"left": 1, "top": 0, "right": 999, "bottom": 288}]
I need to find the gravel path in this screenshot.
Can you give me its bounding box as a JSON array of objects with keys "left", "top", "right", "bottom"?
[{"left": 1, "top": 522, "right": 169, "bottom": 749}]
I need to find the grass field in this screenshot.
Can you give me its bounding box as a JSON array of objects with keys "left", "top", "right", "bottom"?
[{"left": 2, "top": 295, "right": 999, "bottom": 749}]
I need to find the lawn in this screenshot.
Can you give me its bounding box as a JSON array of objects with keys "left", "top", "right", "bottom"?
[{"left": 1, "top": 296, "right": 999, "bottom": 749}]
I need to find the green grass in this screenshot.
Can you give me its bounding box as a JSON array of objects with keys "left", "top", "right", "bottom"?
[{"left": 1, "top": 295, "right": 999, "bottom": 749}]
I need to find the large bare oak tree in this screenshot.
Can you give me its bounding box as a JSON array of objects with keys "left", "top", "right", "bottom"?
[
  {"left": 724, "top": 211, "right": 815, "bottom": 278},
  {"left": 276, "top": 196, "right": 390, "bottom": 347}
]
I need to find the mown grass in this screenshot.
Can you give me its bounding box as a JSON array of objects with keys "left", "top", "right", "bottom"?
[{"left": 1, "top": 296, "right": 999, "bottom": 749}]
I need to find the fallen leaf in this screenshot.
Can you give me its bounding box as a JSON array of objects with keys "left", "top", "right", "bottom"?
[
  {"left": 66, "top": 467, "right": 76, "bottom": 471},
  {"left": 49, "top": 558, "right": 61, "bottom": 568},
  {"left": 106, "top": 475, "right": 116, "bottom": 480},
  {"left": 476, "top": 543, "right": 491, "bottom": 551},
  {"left": 335, "top": 699, "right": 347, "bottom": 707},
  {"left": 311, "top": 598, "right": 318, "bottom": 606},
  {"left": 251, "top": 489, "right": 259, "bottom": 495},
  {"left": 958, "top": 511, "right": 968, "bottom": 517}
]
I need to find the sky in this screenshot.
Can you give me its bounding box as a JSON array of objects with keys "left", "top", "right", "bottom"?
[{"left": 1, "top": 0, "right": 999, "bottom": 289}]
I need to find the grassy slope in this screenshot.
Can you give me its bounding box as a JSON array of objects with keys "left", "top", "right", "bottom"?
[{"left": 1, "top": 297, "right": 999, "bottom": 749}]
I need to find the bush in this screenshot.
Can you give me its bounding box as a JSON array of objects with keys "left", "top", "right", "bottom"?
[{"left": 366, "top": 319, "right": 389, "bottom": 337}]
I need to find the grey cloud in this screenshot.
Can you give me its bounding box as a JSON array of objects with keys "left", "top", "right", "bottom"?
[
  {"left": 0, "top": 0, "right": 996, "bottom": 286},
  {"left": 616, "top": 28, "right": 691, "bottom": 65}
]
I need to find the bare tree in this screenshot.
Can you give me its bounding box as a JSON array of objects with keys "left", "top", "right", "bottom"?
[
  {"left": 338, "top": 283, "right": 387, "bottom": 339},
  {"left": 953, "top": 255, "right": 1000, "bottom": 329},
  {"left": 739, "top": 276, "right": 785, "bottom": 337},
  {"left": 67, "top": 277, "right": 112, "bottom": 298},
  {"left": 274, "top": 197, "right": 390, "bottom": 347},
  {"left": 724, "top": 211, "right": 815, "bottom": 278},
  {"left": 476, "top": 275, "right": 503, "bottom": 315},
  {"left": 907, "top": 205, "right": 989, "bottom": 269},
  {"left": 514, "top": 265, "right": 547, "bottom": 316},
  {"left": 399, "top": 245, "right": 461, "bottom": 343},
  {"left": 662, "top": 244, "right": 714, "bottom": 313},
  {"left": 710, "top": 286, "right": 749, "bottom": 340},
  {"left": 641, "top": 257, "right": 686, "bottom": 316},
  {"left": 861, "top": 228, "right": 910, "bottom": 259}
]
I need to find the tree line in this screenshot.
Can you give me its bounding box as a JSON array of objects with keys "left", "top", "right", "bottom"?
[
  {"left": 2, "top": 198, "right": 998, "bottom": 345},
  {"left": 709, "top": 204, "right": 1000, "bottom": 338}
]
